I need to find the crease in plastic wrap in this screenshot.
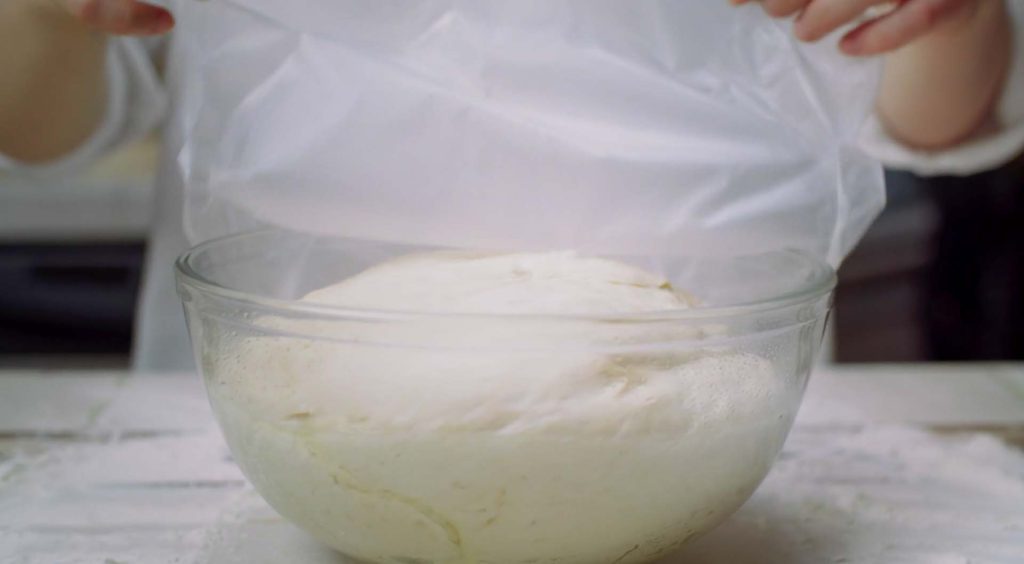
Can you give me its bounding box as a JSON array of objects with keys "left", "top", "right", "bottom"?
[{"left": 176, "top": 0, "right": 885, "bottom": 271}]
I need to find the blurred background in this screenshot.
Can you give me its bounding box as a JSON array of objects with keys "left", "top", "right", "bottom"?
[
  {"left": 835, "top": 158, "right": 1024, "bottom": 363},
  {"left": 0, "top": 139, "right": 1021, "bottom": 368},
  {"left": 0, "top": 139, "right": 157, "bottom": 369}
]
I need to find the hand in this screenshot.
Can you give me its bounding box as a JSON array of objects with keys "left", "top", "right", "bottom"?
[
  {"left": 732, "top": 0, "right": 984, "bottom": 56},
  {"left": 48, "top": 0, "right": 174, "bottom": 36}
]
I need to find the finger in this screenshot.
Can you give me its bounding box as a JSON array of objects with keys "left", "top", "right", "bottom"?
[
  {"left": 840, "top": 0, "right": 965, "bottom": 55},
  {"left": 795, "top": 0, "right": 895, "bottom": 42},
  {"left": 760, "top": 0, "right": 813, "bottom": 18},
  {"left": 69, "top": 0, "right": 174, "bottom": 36}
]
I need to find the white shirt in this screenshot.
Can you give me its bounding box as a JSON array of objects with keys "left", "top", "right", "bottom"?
[{"left": 2, "top": 7, "right": 1023, "bottom": 371}]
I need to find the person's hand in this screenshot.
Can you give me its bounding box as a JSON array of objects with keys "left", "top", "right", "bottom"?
[
  {"left": 731, "top": 0, "right": 984, "bottom": 56},
  {"left": 47, "top": 0, "right": 174, "bottom": 35}
]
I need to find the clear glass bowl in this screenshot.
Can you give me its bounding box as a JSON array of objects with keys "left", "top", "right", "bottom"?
[{"left": 177, "top": 230, "right": 834, "bottom": 564}]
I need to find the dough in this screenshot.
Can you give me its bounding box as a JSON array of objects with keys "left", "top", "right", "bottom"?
[{"left": 202, "top": 251, "right": 794, "bottom": 563}]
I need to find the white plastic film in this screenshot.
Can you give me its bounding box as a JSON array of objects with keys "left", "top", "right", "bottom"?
[{"left": 176, "top": 0, "right": 885, "bottom": 267}]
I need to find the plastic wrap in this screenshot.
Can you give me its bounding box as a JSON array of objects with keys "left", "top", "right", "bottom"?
[{"left": 175, "top": 0, "right": 884, "bottom": 267}]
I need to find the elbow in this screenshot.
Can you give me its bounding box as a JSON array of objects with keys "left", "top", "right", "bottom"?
[
  {"left": 0, "top": 144, "right": 83, "bottom": 166},
  {"left": 0, "top": 74, "right": 109, "bottom": 165},
  {"left": 875, "top": 103, "right": 997, "bottom": 152},
  {"left": 874, "top": 0, "right": 1013, "bottom": 153},
  {"left": 0, "top": 116, "right": 102, "bottom": 165}
]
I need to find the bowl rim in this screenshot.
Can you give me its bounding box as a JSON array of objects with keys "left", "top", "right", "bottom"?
[{"left": 175, "top": 230, "right": 837, "bottom": 323}]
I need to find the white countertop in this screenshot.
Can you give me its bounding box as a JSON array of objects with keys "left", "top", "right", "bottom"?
[{"left": 2, "top": 365, "right": 1023, "bottom": 563}]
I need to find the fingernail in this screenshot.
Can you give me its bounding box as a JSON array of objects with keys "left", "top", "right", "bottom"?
[{"left": 152, "top": 9, "right": 174, "bottom": 31}]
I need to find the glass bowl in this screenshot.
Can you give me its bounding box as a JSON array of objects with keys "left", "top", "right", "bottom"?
[{"left": 176, "top": 230, "right": 834, "bottom": 564}]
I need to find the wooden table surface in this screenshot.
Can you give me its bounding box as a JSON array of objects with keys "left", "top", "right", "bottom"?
[{"left": 2, "top": 364, "right": 1023, "bottom": 563}]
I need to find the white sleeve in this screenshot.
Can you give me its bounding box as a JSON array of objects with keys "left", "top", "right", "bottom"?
[
  {"left": 0, "top": 37, "right": 167, "bottom": 177},
  {"left": 859, "top": 1, "right": 1024, "bottom": 177}
]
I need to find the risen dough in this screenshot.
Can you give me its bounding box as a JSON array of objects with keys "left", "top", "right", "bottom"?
[{"left": 203, "top": 251, "right": 792, "bottom": 563}]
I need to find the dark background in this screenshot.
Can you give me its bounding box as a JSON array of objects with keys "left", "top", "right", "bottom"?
[{"left": 834, "top": 158, "right": 1024, "bottom": 362}]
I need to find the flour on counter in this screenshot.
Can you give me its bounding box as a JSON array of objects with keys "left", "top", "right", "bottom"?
[{"left": 3, "top": 376, "right": 1023, "bottom": 563}]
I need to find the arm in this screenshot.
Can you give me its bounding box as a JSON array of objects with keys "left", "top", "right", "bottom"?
[
  {"left": 736, "top": 0, "right": 1014, "bottom": 152},
  {"left": 874, "top": 1, "right": 1012, "bottom": 150},
  {"left": 0, "top": 0, "right": 172, "bottom": 164}
]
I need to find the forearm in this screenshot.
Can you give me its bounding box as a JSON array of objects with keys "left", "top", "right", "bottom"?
[
  {"left": 877, "top": 0, "right": 1013, "bottom": 151},
  {"left": 0, "top": 0, "right": 107, "bottom": 163}
]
